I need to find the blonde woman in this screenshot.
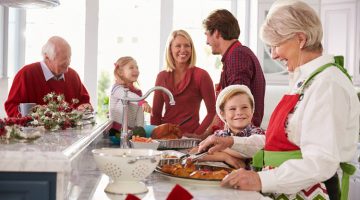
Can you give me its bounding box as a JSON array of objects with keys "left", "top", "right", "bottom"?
[{"left": 151, "top": 30, "right": 216, "bottom": 139}]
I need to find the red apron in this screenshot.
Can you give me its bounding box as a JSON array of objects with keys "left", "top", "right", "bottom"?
[{"left": 263, "top": 93, "right": 330, "bottom": 199}]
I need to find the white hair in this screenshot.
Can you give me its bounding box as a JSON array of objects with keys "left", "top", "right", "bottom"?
[
  {"left": 41, "top": 39, "right": 56, "bottom": 60},
  {"left": 260, "top": 0, "right": 323, "bottom": 51}
]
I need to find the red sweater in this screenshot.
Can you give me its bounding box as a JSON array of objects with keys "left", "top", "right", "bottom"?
[
  {"left": 151, "top": 67, "right": 216, "bottom": 135},
  {"left": 5, "top": 62, "right": 90, "bottom": 117}
]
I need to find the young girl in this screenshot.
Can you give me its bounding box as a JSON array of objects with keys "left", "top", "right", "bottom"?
[
  {"left": 109, "top": 56, "right": 151, "bottom": 134},
  {"left": 195, "top": 85, "right": 264, "bottom": 168}
]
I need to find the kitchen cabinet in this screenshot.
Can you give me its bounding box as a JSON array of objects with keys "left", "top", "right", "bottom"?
[
  {"left": 321, "top": 0, "right": 359, "bottom": 84},
  {"left": 0, "top": 172, "right": 56, "bottom": 200}
]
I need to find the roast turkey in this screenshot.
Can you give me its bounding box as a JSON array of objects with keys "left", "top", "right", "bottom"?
[{"left": 151, "top": 123, "right": 183, "bottom": 139}]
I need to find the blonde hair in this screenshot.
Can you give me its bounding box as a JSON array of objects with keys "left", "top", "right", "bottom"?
[
  {"left": 114, "top": 56, "right": 139, "bottom": 86},
  {"left": 165, "top": 30, "right": 196, "bottom": 72},
  {"left": 216, "top": 85, "right": 255, "bottom": 123},
  {"left": 260, "top": 0, "right": 323, "bottom": 52},
  {"left": 219, "top": 90, "right": 254, "bottom": 112}
]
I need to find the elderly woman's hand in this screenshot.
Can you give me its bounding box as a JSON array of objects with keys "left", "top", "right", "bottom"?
[
  {"left": 221, "top": 168, "right": 261, "bottom": 191},
  {"left": 198, "top": 134, "right": 234, "bottom": 154}
]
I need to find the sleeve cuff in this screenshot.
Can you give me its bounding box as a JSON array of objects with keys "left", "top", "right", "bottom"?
[
  {"left": 138, "top": 100, "right": 147, "bottom": 106},
  {"left": 258, "top": 170, "right": 278, "bottom": 193}
]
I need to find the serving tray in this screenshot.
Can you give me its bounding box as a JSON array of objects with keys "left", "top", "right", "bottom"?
[{"left": 157, "top": 138, "right": 201, "bottom": 150}]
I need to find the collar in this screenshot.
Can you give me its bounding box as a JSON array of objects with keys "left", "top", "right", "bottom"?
[
  {"left": 221, "top": 40, "right": 241, "bottom": 62},
  {"left": 289, "top": 54, "right": 334, "bottom": 91},
  {"left": 40, "top": 61, "right": 65, "bottom": 81}
]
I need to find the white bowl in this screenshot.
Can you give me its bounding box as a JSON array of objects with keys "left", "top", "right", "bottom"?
[
  {"left": 92, "top": 148, "right": 162, "bottom": 194},
  {"left": 130, "top": 140, "right": 160, "bottom": 150}
]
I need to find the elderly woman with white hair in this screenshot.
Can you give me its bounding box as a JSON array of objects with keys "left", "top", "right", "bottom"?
[{"left": 198, "top": 0, "right": 360, "bottom": 199}]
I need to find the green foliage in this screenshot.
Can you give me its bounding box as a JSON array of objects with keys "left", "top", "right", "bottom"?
[
  {"left": 97, "top": 71, "right": 111, "bottom": 119},
  {"left": 132, "top": 126, "right": 146, "bottom": 137}
]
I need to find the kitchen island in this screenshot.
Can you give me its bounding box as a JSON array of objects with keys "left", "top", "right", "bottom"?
[
  {"left": 0, "top": 118, "right": 112, "bottom": 200},
  {"left": 91, "top": 173, "right": 270, "bottom": 200}
]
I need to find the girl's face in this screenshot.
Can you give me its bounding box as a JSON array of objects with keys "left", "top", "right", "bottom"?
[
  {"left": 170, "top": 35, "right": 192, "bottom": 65},
  {"left": 119, "top": 60, "right": 139, "bottom": 83},
  {"left": 270, "top": 36, "right": 302, "bottom": 72},
  {"left": 220, "top": 93, "right": 253, "bottom": 133}
]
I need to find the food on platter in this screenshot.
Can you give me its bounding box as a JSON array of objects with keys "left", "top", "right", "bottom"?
[
  {"left": 159, "top": 162, "right": 232, "bottom": 180},
  {"left": 189, "top": 169, "right": 229, "bottom": 180},
  {"left": 162, "top": 154, "right": 178, "bottom": 159},
  {"left": 151, "top": 123, "right": 182, "bottom": 139},
  {"left": 131, "top": 136, "right": 153, "bottom": 143}
]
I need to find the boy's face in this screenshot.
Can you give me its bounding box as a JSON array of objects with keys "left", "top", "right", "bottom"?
[{"left": 220, "top": 93, "right": 253, "bottom": 133}]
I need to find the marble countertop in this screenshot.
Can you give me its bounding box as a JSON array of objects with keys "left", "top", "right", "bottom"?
[
  {"left": 91, "top": 173, "right": 271, "bottom": 200},
  {"left": 0, "top": 118, "right": 111, "bottom": 173}
]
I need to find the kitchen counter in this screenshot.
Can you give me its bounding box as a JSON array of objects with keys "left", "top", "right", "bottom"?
[
  {"left": 0, "top": 118, "right": 112, "bottom": 200},
  {"left": 91, "top": 172, "right": 270, "bottom": 200}
]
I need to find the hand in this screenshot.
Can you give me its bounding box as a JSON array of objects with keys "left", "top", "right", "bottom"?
[
  {"left": 142, "top": 103, "right": 152, "bottom": 113},
  {"left": 188, "top": 146, "right": 199, "bottom": 154},
  {"left": 198, "top": 151, "right": 246, "bottom": 169},
  {"left": 198, "top": 134, "right": 234, "bottom": 154},
  {"left": 221, "top": 168, "right": 261, "bottom": 191},
  {"left": 223, "top": 153, "right": 246, "bottom": 169},
  {"left": 77, "top": 103, "right": 93, "bottom": 112}
]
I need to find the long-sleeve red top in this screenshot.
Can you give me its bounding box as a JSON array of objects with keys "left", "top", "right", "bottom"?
[
  {"left": 5, "top": 62, "right": 90, "bottom": 117},
  {"left": 151, "top": 67, "right": 216, "bottom": 136}
]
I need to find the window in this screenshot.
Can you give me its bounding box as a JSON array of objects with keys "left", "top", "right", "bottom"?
[
  {"left": 98, "top": 0, "right": 161, "bottom": 93},
  {"left": 25, "top": 0, "right": 86, "bottom": 78}
]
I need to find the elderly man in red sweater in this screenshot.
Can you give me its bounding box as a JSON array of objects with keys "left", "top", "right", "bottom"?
[{"left": 5, "top": 36, "right": 92, "bottom": 117}]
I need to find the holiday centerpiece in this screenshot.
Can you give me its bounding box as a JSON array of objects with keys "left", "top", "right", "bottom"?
[
  {"left": 0, "top": 116, "right": 39, "bottom": 140},
  {"left": 0, "top": 92, "right": 95, "bottom": 141},
  {"left": 29, "top": 92, "right": 95, "bottom": 131}
]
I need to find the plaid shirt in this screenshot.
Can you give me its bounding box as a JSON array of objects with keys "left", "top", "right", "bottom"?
[
  {"left": 219, "top": 41, "right": 266, "bottom": 127},
  {"left": 214, "top": 124, "right": 265, "bottom": 137}
]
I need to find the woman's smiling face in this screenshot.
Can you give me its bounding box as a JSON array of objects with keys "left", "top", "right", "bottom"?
[
  {"left": 170, "top": 35, "right": 192, "bottom": 66},
  {"left": 221, "top": 93, "right": 253, "bottom": 133},
  {"left": 270, "top": 36, "right": 303, "bottom": 72}
]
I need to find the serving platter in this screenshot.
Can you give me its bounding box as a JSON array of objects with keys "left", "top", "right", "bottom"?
[
  {"left": 155, "top": 164, "right": 234, "bottom": 186},
  {"left": 157, "top": 138, "right": 201, "bottom": 150}
]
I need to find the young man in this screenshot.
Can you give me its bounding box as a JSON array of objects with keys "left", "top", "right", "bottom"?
[{"left": 203, "top": 9, "right": 265, "bottom": 127}]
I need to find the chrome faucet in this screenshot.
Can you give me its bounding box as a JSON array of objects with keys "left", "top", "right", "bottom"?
[{"left": 120, "top": 86, "right": 175, "bottom": 148}]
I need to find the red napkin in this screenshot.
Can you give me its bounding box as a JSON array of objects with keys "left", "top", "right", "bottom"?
[
  {"left": 125, "top": 194, "right": 140, "bottom": 200},
  {"left": 125, "top": 184, "right": 193, "bottom": 200},
  {"left": 166, "top": 184, "right": 193, "bottom": 200}
]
